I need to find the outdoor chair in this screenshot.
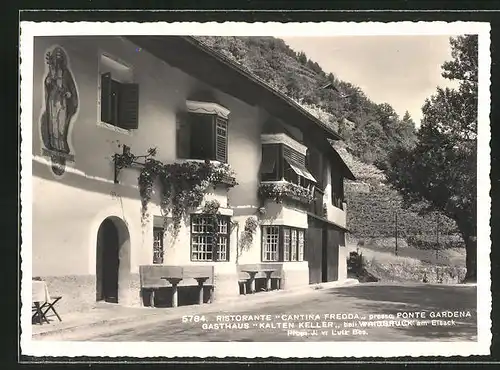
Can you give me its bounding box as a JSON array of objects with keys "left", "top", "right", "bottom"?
[{"left": 32, "top": 278, "right": 62, "bottom": 324}]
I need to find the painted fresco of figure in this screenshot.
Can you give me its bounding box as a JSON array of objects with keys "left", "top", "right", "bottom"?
[{"left": 40, "top": 46, "right": 78, "bottom": 176}]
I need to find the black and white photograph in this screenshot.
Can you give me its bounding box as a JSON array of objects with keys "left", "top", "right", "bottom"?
[{"left": 19, "top": 21, "right": 491, "bottom": 358}]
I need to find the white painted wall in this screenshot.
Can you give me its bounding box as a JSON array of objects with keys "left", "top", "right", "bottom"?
[
  {"left": 338, "top": 245, "right": 348, "bottom": 281},
  {"left": 31, "top": 36, "right": 263, "bottom": 278},
  {"left": 31, "top": 36, "right": 347, "bottom": 292},
  {"left": 260, "top": 201, "right": 309, "bottom": 229},
  {"left": 236, "top": 201, "right": 309, "bottom": 264},
  {"left": 323, "top": 162, "right": 347, "bottom": 228}
]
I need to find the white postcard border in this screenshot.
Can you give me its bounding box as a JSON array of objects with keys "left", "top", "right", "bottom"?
[{"left": 20, "top": 20, "right": 491, "bottom": 358}]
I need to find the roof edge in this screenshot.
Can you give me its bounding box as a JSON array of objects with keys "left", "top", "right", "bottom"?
[
  {"left": 181, "top": 36, "right": 344, "bottom": 141},
  {"left": 307, "top": 212, "right": 351, "bottom": 233}
]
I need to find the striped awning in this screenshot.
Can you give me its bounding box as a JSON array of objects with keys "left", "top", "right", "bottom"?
[{"left": 285, "top": 158, "right": 317, "bottom": 183}]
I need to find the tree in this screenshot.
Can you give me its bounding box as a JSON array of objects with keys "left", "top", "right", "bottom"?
[
  {"left": 297, "top": 51, "right": 307, "bottom": 65},
  {"left": 383, "top": 35, "right": 478, "bottom": 282},
  {"left": 199, "top": 36, "right": 416, "bottom": 169},
  {"left": 396, "top": 111, "right": 417, "bottom": 149},
  {"left": 284, "top": 72, "right": 302, "bottom": 99}
]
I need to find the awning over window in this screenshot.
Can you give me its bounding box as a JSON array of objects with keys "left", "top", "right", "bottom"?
[{"left": 285, "top": 158, "right": 317, "bottom": 183}]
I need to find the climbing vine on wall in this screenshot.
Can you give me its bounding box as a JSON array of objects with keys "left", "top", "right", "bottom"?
[
  {"left": 202, "top": 199, "right": 222, "bottom": 246},
  {"left": 239, "top": 216, "right": 259, "bottom": 254},
  {"left": 113, "top": 146, "right": 237, "bottom": 234}
]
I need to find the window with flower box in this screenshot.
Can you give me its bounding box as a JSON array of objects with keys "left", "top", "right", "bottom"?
[
  {"left": 260, "top": 143, "right": 316, "bottom": 187},
  {"left": 262, "top": 226, "right": 305, "bottom": 262},
  {"left": 191, "top": 214, "right": 230, "bottom": 262}
]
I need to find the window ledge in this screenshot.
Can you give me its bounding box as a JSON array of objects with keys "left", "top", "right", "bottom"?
[
  {"left": 259, "top": 180, "right": 314, "bottom": 205},
  {"left": 190, "top": 261, "right": 232, "bottom": 264},
  {"left": 262, "top": 260, "right": 305, "bottom": 263},
  {"left": 307, "top": 211, "right": 350, "bottom": 232},
  {"left": 97, "top": 121, "right": 134, "bottom": 136},
  {"left": 192, "top": 207, "right": 234, "bottom": 217},
  {"left": 176, "top": 158, "right": 223, "bottom": 166}
]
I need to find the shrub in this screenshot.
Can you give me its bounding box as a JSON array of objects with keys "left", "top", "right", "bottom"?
[
  {"left": 406, "top": 235, "right": 464, "bottom": 250},
  {"left": 347, "top": 251, "right": 365, "bottom": 273}
]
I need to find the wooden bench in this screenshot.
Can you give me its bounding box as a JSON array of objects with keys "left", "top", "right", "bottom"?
[
  {"left": 237, "top": 263, "right": 283, "bottom": 294},
  {"left": 181, "top": 265, "right": 215, "bottom": 305},
  {"left": 139, "top": 265, "right": 182, "bottom": 307},
  {"left": 238, "top": 271, "right": 250, "bottom": 295},
  {"left": 139, "top": 265, "right": 214, "bottom": 308}
]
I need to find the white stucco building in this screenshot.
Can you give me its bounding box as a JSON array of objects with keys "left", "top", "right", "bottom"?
[{"left": 31, "top": 36, "right": 355, "bottom": 314}]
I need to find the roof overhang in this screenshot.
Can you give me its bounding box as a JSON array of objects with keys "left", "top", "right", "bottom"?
[
  {"left": 307, "top": 212, "right": 350, "bottom": 233},
  {"left": 328, "top": 144, "right": 356, "bottom": 181},
  {"left": 125, "top": 35, "right": 343, "bottom": 142}
]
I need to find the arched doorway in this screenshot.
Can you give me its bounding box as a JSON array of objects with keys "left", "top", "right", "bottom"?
[{"left": 96, "top": 217, "right": 130, "bottom": 303}]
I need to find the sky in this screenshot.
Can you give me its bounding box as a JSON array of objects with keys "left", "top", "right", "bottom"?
[{"left": 281, "top": 36, "right": 458, "bottom": 127}]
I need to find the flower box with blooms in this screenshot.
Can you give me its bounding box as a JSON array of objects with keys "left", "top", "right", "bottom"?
[
  {"left": 258, "top": 181, "right": 314, "bottom": 205},
  {"left": 112, "top": 147, "right": 237, "bottom": 233},
  {"left": 206, "top": 162, "right": 238, "bottom": 187}
]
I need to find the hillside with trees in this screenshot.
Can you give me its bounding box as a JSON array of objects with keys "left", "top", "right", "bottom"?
[
  {"left": 331, "top": 141, "right": 458, "bottom": 238},
  {"left": 196, "top": 36, "right": 470, "bottom": 269},
  {"left": 196, "top": 36, "right": 417, "bottom": 165}
]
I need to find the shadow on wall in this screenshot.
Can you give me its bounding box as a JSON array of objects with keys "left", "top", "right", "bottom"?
[
  {"left": 33, "top": 160, "right": 141, "bottom": 201},
  {"left": 142, "top": 286, "right": 213, "bottom": 308}
]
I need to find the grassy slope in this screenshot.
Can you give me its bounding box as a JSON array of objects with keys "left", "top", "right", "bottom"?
[
  {"left": 334, "top": 141, "right": 466, "bottom": 283},
  {"left": 196, "top": 37, "right": 466, "bottom": 283}
]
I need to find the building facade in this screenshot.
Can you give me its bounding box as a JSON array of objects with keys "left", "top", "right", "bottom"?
[{"left": 31, "top": 36, "right": 355, "bottom": 314}]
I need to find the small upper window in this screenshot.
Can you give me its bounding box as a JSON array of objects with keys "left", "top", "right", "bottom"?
[
  {"left": 153, "top": 227, "right": 164, "bottom": 264},
  {"left": 99, "top": 54, "right": 139, "bottom": 130},
  {"left": 331, "top": 168, "right": 344, "bottom": 210},
  {"left": 176, "top": 100, "right": 230, "bottom": 163},
  {"left": 260, "top": 142, "right": 316, "bottom": 187}
]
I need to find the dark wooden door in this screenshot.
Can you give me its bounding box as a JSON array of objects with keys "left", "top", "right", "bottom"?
[
  {"left": 326, "top": 228, "right": 341, "bottom": 282},
  {"left": 321, "top": 228, "right": 328, "bottom": 282},
  {"left": 306, "top": 217, "right": 323, "bottom": 284},
  {"left": 96, "top": 219, "right": 119, "bottom": 303}
]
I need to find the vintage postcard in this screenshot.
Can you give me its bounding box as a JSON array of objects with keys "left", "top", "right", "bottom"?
[{"left": 20, "top": 20, "right": 491, "bottom": 358}]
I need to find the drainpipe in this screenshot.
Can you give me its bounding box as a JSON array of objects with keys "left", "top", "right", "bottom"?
[{"left": 235, "top": 222, "right": 240, "bottom": 265}]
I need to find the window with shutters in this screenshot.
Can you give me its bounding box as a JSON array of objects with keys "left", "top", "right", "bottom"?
[
  {"left": 215, "top": 117, "right": 228, "bottom": 163},
  {"left": 260, "top": 143, "right": 316, "bottom": 188},
  {"left": 98, "top": 54, "right": 139, "bottom": 132},
  {"left": 153, "top": 227, "right": 164, "bottom": 264},
  {"left": 260, "top": 144, "right": 280, "bottom": 181},
  {"left": 262, "top": 225, "right": 306, "bottom": 262},
  {"left": 176, "top": 112, "right": 229, "bottom": 163}
]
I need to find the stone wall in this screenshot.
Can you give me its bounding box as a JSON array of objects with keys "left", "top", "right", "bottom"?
[
  {"left": 338, "top": 246, "right": 348, "bottom": 281},
  {"left": 33, "top": 274, "right": 142, "bottom": 316},
  {"left": 366, "top": 261, "right": 467, "bottom": 284},
  {"left": 212, "top": 272, "right": 240, "bottom": 302},
  {"left": 281, "top": 269, "right": 309, "bottom": 290},
  {"left": 36, "top": 275, "right": 97, "bottom": 316}
]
